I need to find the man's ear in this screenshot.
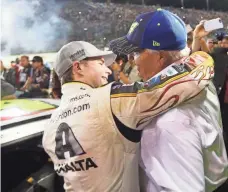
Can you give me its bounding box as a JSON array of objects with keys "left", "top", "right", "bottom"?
[
  {"left": 160, "top": 51, "right": 170, "bottom": 68},
  {"left": 158, "top": 51, "right": 165, "bottom": 67},
  {"left": 72, "top": 61, "right": 82, "bottom": 76}
]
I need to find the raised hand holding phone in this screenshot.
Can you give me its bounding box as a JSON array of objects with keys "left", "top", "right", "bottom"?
[{"left": 204, "top": 18, "right": 224, "bottom": 32}]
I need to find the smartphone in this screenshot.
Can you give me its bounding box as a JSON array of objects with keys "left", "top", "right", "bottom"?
[{"left": 204, "top": 18, "right": 224, "bottom": 32}]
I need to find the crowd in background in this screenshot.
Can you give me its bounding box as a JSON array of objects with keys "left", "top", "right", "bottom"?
[
  {"left": 3, "top": 2, "right": 228, "bottom": 54},
  {"left": 61, "top": 1, "right": 228, "bottom": 48},
  {"left": 0, "top": 56, "right": 51, "bottom": 100}
]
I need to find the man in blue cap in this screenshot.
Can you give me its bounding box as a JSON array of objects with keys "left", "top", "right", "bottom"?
[{"left": 110, "top": 9, "right": 228, "bottom": 192}]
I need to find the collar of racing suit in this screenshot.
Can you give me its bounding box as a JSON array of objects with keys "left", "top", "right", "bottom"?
[
  {"left": 62, "top": 81, "right": 93, "bottom": 94},
  {"left": 62, "top": 81, "right": 111, "bottom": 95}
]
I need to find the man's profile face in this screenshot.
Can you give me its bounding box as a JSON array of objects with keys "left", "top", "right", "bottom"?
[
  {"left": 116, "top": 59, "right": 124, "bottom": 65},
  {"left": 207, "top": 39, "right": 214, "bottom": 50},
  {"left": 32, "top": 61, "right": 40, "bottom": 69},
  {"left": 11, "top": 62, "right": 16, "bottom": 68},
  {"left": 135, "top": 50, "right": 163, "bottom": 81},
  {"left": 221, "top": 38, "right": 228, "bottom": 48},
  {"left": 80, "top": 57, "right": 112, "bottom": 88},
  {"left": 20, "top": 57, "right": 29, "bottom": 67}
]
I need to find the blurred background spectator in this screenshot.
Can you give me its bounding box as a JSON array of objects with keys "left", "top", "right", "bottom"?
[
  {"left": 5, "top": 61, "right": 20, "bottom": 88},
  {"left": 221, "top": 36, "right": 228, "bottom": 48},
  {"left": 0, "top": 60, "right": 8, "bottom": 80},
  {"left": 50, "top": 70, "right": 62, "bottom": 99},
  {"left": 19, "top": 55, "right": 33, "bottom": 89},
  {"left": 19, "top": 56, "right": 50, "bottom": 98}
]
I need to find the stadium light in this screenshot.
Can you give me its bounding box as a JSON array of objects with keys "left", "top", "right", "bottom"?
[
  {"left": 181, "top": 0, "right": 184, "bottom": 8},
  {"left": 206, "top": 0, "right": 209, "bottom": 10}
]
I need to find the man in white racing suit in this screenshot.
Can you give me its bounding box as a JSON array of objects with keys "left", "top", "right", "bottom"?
[
  {"left": 42, "top": 39, "right": 213, "bottom": 192},
  {"left": 109, "top": 9, "right": 228, "bottom": 192}
]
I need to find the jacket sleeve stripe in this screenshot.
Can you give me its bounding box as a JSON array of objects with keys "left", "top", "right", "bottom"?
[
  {"left": 138, "top": 71, "right": 189, "bottom": 93},
  {"left": 111, "top": 93, "right": 137, "bottom": 98},
  {"left": 110, "top": 71, "right": 189, "bottom": 98}
]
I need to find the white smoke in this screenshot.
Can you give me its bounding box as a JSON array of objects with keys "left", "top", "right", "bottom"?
[{"left": 1, "top": 0, "right": 71, "bottom": 56}]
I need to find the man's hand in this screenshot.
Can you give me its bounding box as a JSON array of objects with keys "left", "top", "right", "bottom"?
[
  {"left": 27, "top": 77, "right": 32, "bottom": 83},
  {"left": 192, "top": 20, "right": 212, "bottom": 53},
  {"left": 20, "top": 86, "right": 26, "bottom": 91},
  {"left": 20, "top": 77, "right": 33, "bottom": 91},
  {"left": 193, "top": 20, "right": 211, "bottom": 39}
]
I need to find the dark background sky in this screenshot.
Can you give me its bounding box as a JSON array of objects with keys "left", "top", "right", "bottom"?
[{"left": 56, "top": 0, "right": 228, "bottom": 12}]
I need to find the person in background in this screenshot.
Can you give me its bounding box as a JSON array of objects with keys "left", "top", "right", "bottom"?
[
  {"left": 206, "top": 38, "right": 215, "bottom": 52},
  {"left": 211, "top": 47, "right": 228, "bottom": 94},
  {"left": 119, "top": 54, "right": 128, "bottom": 71},
  {"left": 215, "top": 32, "right": 226, "bottom": 47},
  {"left": 50, "top": 70, "right": 62, "bottom": 99},
  {"left": 109, "top": 54, "right": 128, "bottom": 82},
  {"left": 15, "top": 58, "right": 20, "bottom": 65},
  {"left": 109, "top": 9, "right": 228, "bottom": 192},
  {"left": 220, "top": 64, "right": 228, "bottom": 156},
  {"left": 221, "top": 35, "right": 228, "bottom": 48},
  {"left": 107, "top": 65, "right": 115, "bottom": 83},
  {"left": 118, "top": 54, "right": 132, "bottom": 74},
  {"left": 112, "top": 53, "right": 141, "bottom": 84},
  {"left": 14, "top": 59, "right": 21, "bottom": 88},
  {"left": 211, "top": 45, "right": 228, "bottom": 165},
  {"left": 187, "top": 27, "right": 193, "bottom": 49},
  {"left": 0, "top": 60, "right": 8, "bottom": 80},
  {"left": 223, "top": 67, "right": 228, "bottom": 131},
  {"left": 31, "top": 56, "right": 50, "bottom": 96},
  {"left": 19, "top": 55, "right": 33, "bottom": 90},
  {"left": 20, "top": 56, "right": 50, "bottom": 98},
  {"left": 187, "top": 36, "right": 193, "bottom": 49},
  {"left": 191, "top": 20, "right": 213, "bottom": 54},
  {"left": 5, "top": 61, "right": 20, "bottom": 88},
  {"left": 115, "top": 54, "right": 127, "bottom": 71}
]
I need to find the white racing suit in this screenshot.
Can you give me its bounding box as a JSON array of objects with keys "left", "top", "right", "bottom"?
[{"left": 43, "top": 51, "right": 214, "bottom": 192}]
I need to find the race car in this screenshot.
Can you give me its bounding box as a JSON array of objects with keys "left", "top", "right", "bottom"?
[{"left": 1, "top": 98, "right": 64, "bottom": 192}]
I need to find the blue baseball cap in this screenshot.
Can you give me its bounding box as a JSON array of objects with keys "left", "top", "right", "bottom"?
[{"left": 109, "top": 9, "right": 187, "bottom": 55}]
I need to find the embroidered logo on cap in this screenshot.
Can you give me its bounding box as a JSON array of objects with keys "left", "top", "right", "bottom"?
[
  {"left": 70, "top": 49, "right": 86, "bottom": 61},
  {"left": 153, "top": 41, "right": 160, "bottom": 46},
  {"left": 128, "top": 22, "right": 139, "bottom": 35}
]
